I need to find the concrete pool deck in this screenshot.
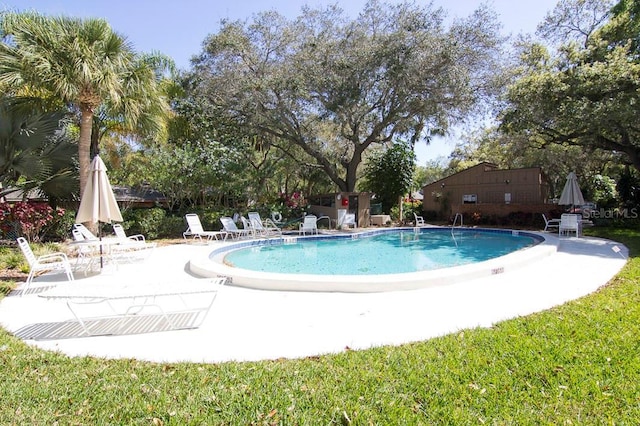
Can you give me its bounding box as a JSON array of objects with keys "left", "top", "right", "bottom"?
[{"left": 0, "top": 232, "right": 629, "bottom": 364}]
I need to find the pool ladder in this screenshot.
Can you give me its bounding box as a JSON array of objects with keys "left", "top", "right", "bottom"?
[
  {"left": 452, "top": 213, "right": 463, "bottom": 229},
  {"left": 451, "top": 213, "right": 463, "bottom": 246}
]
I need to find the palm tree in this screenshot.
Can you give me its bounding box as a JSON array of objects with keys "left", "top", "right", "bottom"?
[
  {"left": 0, "top": 11, "right": 170, "bottom": 197},
  {"left": 0, "top": 96, "right": 77, "bottom": 201}
]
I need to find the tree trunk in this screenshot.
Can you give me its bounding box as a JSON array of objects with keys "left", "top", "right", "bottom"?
[
  {"left": 78, "top": 106, "right": 94, "bottom": 199},
  {"left": 344, "top": 143, "right": 366, "bottom": 192}
]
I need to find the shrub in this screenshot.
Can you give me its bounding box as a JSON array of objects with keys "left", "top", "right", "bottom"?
[
  {"left": 158, "top": 215, "right": 187, "bottom": 238},
  {"left": 401, "top": 200, "right": 422, "bottom": 223},
  {"left": 42, "top": 209, "right": 76, "bottom": 242},
  {"left": 118, "top": 208, "right": 231, "bottom": 240},
  {"left": 0, "top": 202, "right": 65, "bottom": 242},
  {"left": 389, "top": 205, "right": 400, "bottom": 222},
  {"left": 121, "top": 208, "right": 167, "bottom": 240},
  {"left": 269, "top": 192, "right": 309, "bottom": 221},
  {"left": 1, "top": 250, "right": 24, "bottom": 270}
]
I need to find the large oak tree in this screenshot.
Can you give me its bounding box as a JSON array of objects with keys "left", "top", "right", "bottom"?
[
  {"left": 192, "top": 0, "right": 502, "bottom": 191},
  {"left": 500, "top": 0, "right": 640, "bottom": 172}
]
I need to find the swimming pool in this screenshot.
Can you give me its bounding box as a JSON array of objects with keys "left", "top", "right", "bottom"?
[
  {"left": 188, "top": 228, "right": 556, "bottom": 292},
  {"left": 225, "top": 229, "right": 537, "bottom": 275}
]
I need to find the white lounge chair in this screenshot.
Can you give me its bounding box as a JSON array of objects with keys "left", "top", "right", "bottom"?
[
  {"left": 113, "top": 224, "right": 156, "bottom": 246},
  {"left": 39, "top": 277, "right": 228, "bottom": 337},
  {"left": 113, "top": 224, "right": 143, "bottom": 243},
  {"left": 343, "top": 213, "right": 357, "bottom": 229},
  {"left": 559, "top": 214, "right": 580, "bottom": 237},
  {"left": 299, "top": 215, "right": 318, "bottom": 235},
  {"left": 73, "top": 223, "right": 99, "bottom": 241},
  {"left": 70, "top": 226, "right": 124, "bottom": 272},
  {"left": 220, "top": 216, "right": 251, "bottom": 239},
  {"left": 240, "top": 216, "right": 256, "bottom": 238},
  {"left": 414, "top": 213, "right": 426, "bottom": 227},
  {"left": 542, "top": 214, "right": 560, "bottom": 232},
  {"left": 183, "top": 214, "right": 225, "bottom": 242},
  {"left": 111, "top": 224, "right": 156, "bottom": 260},
  {"left": 16, "top": 237, "right": 74, "bottom": 296},
  {"left": 248, "top": 212, "right": 282, "bottom": 237},
  {"left": 71, "top": 228, "right": 101, "bottom": 272}
]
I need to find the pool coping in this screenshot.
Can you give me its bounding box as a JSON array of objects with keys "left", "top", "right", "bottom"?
[{"left": 188, "top": 227, "right": 558, "bottom": 292}]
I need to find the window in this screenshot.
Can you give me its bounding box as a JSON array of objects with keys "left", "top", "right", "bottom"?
[{"left": 463, "top": 194, "right": 477, "bottom": 204}]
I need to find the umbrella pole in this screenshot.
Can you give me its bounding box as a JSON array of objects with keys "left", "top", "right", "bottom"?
[
  {"left": 98, "top": 167, "right": 103, "bottom": 269},
  {"left": 99, "top": 222, "right": 103, "bottom": 269}
]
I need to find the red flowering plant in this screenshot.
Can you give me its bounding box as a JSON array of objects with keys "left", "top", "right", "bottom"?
[
  {"left": 271, "top": 192, "right": 309, "bottom": 221},
  {"left": 471, "top": 212, "right": 482, "bottom": 224},
  {"left": 0, "top": 202, "right": 65, "bottom": 242}
]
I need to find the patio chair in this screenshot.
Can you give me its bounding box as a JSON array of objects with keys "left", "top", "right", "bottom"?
[
  {"left": 559, "top": 214, "right": 580, "bottom": 237},
  {"left": 70, "top": 227, "right": 123, "bottom": 272},
  {"left": 16, "top": 237, "right": 74, "bottom": 296},
  {"left": 112, "top": 224, "right": 156, "bottom": 247},
  {"left": 220, "top": 216, "right": 252, "bottom": 239},
  {"left": 542, "top": 214, "right": 560, "bottom": 232},
  {"left": 343, "top": 213, "right": 357, "bottom": 229},
  {"left": 299, "top": 215, "right": 318, "bottom": 236},
  {"left": 71, "top": 228, "right": 100, "bottom": 272},
  {"left": 111, "top": 224, "right": 157, "bottom": 260},
  {"left": 414, "top": 213, "right": 426, "bottom": 227},
  {"left": 112, "top": 224, "right": 143, "bottom": 242},
  {"left": 73, "top": 223, "right": 99, "bottom": 241},
  {"left": 248, "top": 212, "right": 282, "bottom": 237},
  {"left": 240, "top": 216, "right": 256, "bottom": 238},
  {"left": 183, "top": 214, "right": 225, "bottom": 242}
]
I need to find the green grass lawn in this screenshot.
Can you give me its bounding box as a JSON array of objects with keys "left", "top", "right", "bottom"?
[{"left": 0, "top": 229, "right": 639, "bottom": 424}]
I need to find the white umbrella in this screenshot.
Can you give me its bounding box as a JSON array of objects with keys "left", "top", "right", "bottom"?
[
  {"left": 76, "top": 155, "right": 123, "bottom": 267},
  {"left": 76, "top": 155, "right": 123, "bottom": 224},
  {"left": 558, "top": 171, "right": 585, "bottom": 210}
]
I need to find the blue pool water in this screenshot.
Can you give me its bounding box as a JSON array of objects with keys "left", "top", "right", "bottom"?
[{"left": 222, "top": 229, "right": 539, "bottom": 275}]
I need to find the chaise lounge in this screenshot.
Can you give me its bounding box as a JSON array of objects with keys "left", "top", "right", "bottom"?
[{"left": 183, "top": 214, "right": 226, "bottom": 242}]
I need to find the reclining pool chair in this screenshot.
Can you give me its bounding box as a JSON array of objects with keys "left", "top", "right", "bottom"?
[
  {"left": 240, "top": 216, "right": 257, "bottom": 238},
  {"left": 111, "top": 224, "right": 157, "bottom": 260},
  {"left": 183, "top": 214, "right": 225, "bottom": 242},
  {"left": 73, "top": 223, "right": 99, "bottom": 241},
  {"left": 220, "top": 216, "right": 252, "bottom": 239},
  {"left": 248, "top": 212, "right": 282, "bottom": 237},
  {"left": 542, "top": 214, "right": 560, "bottom": 232}
]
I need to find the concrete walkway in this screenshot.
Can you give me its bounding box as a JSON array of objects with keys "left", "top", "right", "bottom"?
[{"left": 0, "top": 233, "right": 628, "bottom": 364}]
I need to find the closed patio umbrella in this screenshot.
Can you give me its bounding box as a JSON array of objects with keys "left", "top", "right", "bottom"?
[
  {"left": 558, "top": 171, "right": 585, "bottom": 211},
  {"left": 76, "top": 155, "right": 123, "bottom": 267}
]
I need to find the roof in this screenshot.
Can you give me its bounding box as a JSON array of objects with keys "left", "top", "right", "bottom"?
[
  {"left": 422, "top": 162, "right": 544, "bottom": 188},
  {"left": 1, "top": 186, "right": 168, "bottom": 205},
  {"left": 112, "top": 186, "right": 168, "bottom": 204}
]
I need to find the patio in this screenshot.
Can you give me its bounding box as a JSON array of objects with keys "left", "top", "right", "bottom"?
[{"left": 0, "top": 232, "right": 628, "bottom": 364}]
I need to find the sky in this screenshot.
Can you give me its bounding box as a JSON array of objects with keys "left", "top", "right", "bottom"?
[{"left": 1, "top": 0, "right": 560, "bottom": 162}]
